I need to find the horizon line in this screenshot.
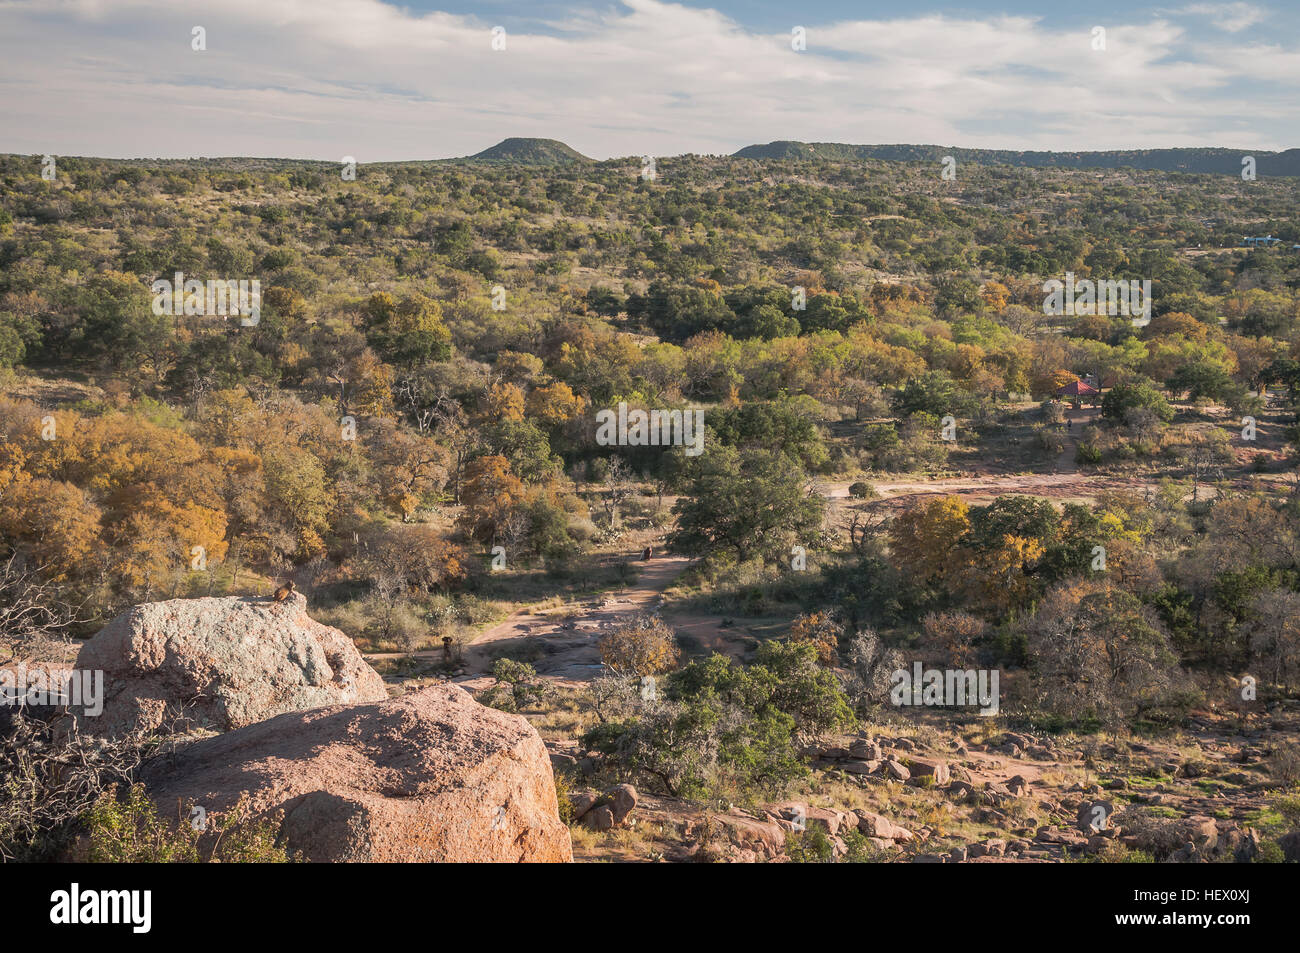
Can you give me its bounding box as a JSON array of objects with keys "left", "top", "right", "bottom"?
[{"left": 2, "top": 140, "right": 1295, "bottom": 165}]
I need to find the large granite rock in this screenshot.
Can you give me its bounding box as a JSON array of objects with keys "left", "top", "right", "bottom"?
[
  {"left": 75, "top": 593, "right": 386, "bottom": 735},
  {"left": 139, "top": 684, "right": 573, "bottom": 863}
]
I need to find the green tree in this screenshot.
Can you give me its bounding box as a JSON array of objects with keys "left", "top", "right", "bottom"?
[
  {"left": 1101, "top": 380, "right": 1173, "bottom": 424},
  {"left": 891, "top": 371, "right": 960, "bottom": 418},
  {"left": 78, "top": 271, "right": 172, "bottom": 379},
  {"left": 712, "top": 399, "right": 828, "bottom": 471},
  {"left": 668, "top": 447, "right": 825, "bottom": 564},
  {"left": 363, "top": 292, "right": 452, "bottom": 367}
]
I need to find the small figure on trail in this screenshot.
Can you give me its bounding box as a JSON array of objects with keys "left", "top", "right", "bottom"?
[
  {"left": 642, "top": 546, "right": 653, "bottom": 562},
  {"left": 442, "top": 635, "right": 455, "bottom": 662},
  {"left": 1068, "top": 419, "right": 1073, "bottom": 431},
  {"left": 272, "top": 579, "right": 295, "bottom": 603}
]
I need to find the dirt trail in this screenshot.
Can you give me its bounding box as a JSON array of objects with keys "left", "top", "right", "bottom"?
[
  {"left": 1055, "top": 405, "right": 1098, "bottom": 474},
  {"left": 457, "top": 554, "right": 690, "bottom": 685},
  {"left": 371, "top": 423, "right": 1224, "bottom": 690},
  {"left": 823, "top": 472, "right": 1094, "bottom": 501},
  {"left": 363, "top": 553, "right": 693, "bottom": 691},
  {"left": 820, "top": 407, "right": 1133, "bottom": 508}
]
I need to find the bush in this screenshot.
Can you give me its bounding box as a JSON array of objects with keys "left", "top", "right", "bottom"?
[
  {"left": 1075, "top": 443, "right": 1103, "bottom": 465},
  {"left": 583, "top": 642, "right": 853, "bottom": 799},
  {"left": 85, "top": 785, "right": 290, "bottom": 863},
  {"left": 479, "top": 658, "right": 550, "bottom": 712},
  {"left": 1024, "top": 580, "right": 1187, "bottom": 730},
  {"left": 788, "top": 610, "right": 842, "bottom": 664},
  {"left": 786, "top": 827, "right": 885, "bottom": 863},
  {"left": 1, "top": 713, "right": 156, "bottom": 862},
  {"left": 552, "top": 770, "right": 577, "bottom": 826},
  {"left": 597, "top": 614, "right": 681, "bottom": 676},
  {"left": 1102, "top": 381, "right": 1173, "bottom": 425}
]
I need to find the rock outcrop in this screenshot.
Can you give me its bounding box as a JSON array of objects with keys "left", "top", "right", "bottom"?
[
  {"left": 572, "top": 783, "right": 639, "bottom": 830},
  {"left": 684, "top": 810, "right": 786, "bottom": 862},
  {"left": 75, "top": 593, "right": 386, "bottom": 735},
  {"left": 139, "top": 684, "right": 573, "bottom": 862}
]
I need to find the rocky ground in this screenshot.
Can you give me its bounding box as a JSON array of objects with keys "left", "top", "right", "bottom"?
[
  {"left": 550, "top": 707, "right": 1298, "bottom": 863},
  {"left": 10, "top": 553, "right": 1295, "bottom": 864},
  {"left": 360, "top": 522, "right": 1299, "bottom": 864}
]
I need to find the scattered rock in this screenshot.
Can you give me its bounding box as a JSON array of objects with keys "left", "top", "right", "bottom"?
[
  {"left": 854, "top": 810, "right": 913, "bottom": 842},
  {"left": 850, "top": 739, "right": 883, "bottom": 761},
  {"left": 570, "top": 792, "right": 599, "bottom": 820},
  {"left": 1085, "top": 835, "right": 1111, "bottom": 854},
  {"left": 946, "top": 780, "right": 976, "bottom": 801},
  {"left": 907, "top": 757, "right": 950, "bottom": 786},
  {"left": 1277, "top": 830, "right": 1300, "bottom": 863},
  {"left": 608, "top": 783, "right": 638, "bottom": 825},
  {"left": 689, "top": 812, "right": 786, "bottom": 859},
  {"left": 884, "top": 761, "right": 911, "bottom": 782},
  {"left": 1036, "top": 826, "right": 1087, "bottom": 849},
  {"left": 1076, "top": 800, "right": 1115, "bottom": 834},
  {"left": 1181, "top": 815, "right": 1220, "bottom": 851},
  {"left": 968, "top": 838, "right": 1007, "bottom": 858},
  {"left": 842, "top": 759, "right": 881, "bottom": 775},
  {"left": 984, "top": 781, "right": 1013, "bottom": 800}
]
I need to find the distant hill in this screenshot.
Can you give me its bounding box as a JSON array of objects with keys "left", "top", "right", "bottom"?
[
  {"left": 464, "top": 138, "right": 591, "bottom": 165},
  {"left": 734, "top": 141, "right": 1300, "bottom": 176}
]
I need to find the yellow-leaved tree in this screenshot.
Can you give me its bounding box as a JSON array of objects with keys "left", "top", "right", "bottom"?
[
  {"left": 888, "top": 495, "right": 972, "bottom": 588},
  {"left": 597, "top": 615, "right": 680, "bottom": 677}
]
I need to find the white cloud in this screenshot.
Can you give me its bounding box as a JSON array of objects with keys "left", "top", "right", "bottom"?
[
  {"left": 1175, "top": 3, "right": 1267, "bottom": 33},
  {"left": 0, "top": 0, "right": 1294, "bottom": 159}
]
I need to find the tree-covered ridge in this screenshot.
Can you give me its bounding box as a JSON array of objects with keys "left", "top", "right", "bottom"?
[
  {"left": 735, "top": 142, "right": 1300, "bottom": 177},
  {"left": 465, "top": 138, "right": 593, "bottom": 165}
]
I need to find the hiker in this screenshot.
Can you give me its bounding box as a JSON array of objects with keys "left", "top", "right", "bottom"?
[{"left": 642, "top": 546, "right": 652, "bottom": 561}]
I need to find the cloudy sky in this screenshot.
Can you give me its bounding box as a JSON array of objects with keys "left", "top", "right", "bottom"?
[{"left": 1, "top": 0, "right": 1297, "bottom": 160}]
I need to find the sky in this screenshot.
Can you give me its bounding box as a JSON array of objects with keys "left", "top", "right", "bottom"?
[{"left": 1, "top": 0, "right": 1297, "bottom": 160}]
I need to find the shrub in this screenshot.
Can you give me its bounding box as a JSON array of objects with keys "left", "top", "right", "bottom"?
[
  {"left": 1075, "top": 443, "right": 1103, "bottom": 465},
  {"left": 1, "top": 713, "right": 156, "bottom": 862},
  {"left": 597, "top": 614, "right": 681, "bottom": 677},
  {"left": 788, "top": 610, "right": 842, "bottom": 664},
  {"left": 552, "top": 771, "right": 576, "bottom": 826},
  {"left": 786, "top": 827, "right": 884, "bottom": 863},
  {"left": 85, "top": 785, "right": 290, "bottom": 863},
  {"left": 583, "top": 642, "right": 853, "bottom": 800},
  {"left": 1101, "top": 381, "right": 1173, "bottom": 425},
  {"left": 479, "top": 658, "right": 550, "bottom": 712}
]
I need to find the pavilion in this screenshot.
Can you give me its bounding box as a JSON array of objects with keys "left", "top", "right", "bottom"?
[{"left": 1056, "top": 379, "right": 1099, "bottom": 407}]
